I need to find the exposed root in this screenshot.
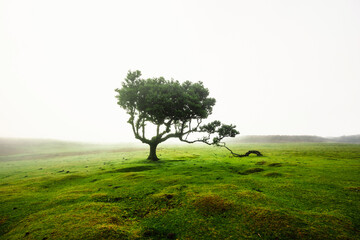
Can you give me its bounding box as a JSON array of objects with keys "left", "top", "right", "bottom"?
[
  {"left": 219, "top": 143, "right": 263, "bottom": 158},
  {"left": 232, "top": 150, "right": 263, "bottom": 158}
]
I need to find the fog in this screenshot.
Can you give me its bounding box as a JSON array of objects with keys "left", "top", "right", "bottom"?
[{"left": 1, "top": 0, "right": 359, "bottom": 143}]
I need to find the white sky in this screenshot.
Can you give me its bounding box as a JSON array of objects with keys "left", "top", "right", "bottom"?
[{"left": 1, "top": 0, "right": 359, "bottom": 142}]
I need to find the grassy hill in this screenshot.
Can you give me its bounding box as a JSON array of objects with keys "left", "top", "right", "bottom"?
[{"left": 0, "top": 139, "right": 359, "bottom": 239}]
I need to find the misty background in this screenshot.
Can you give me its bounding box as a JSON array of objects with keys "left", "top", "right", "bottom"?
[{"left": 1, "top": 0, "right": 359, "bottom": 143}]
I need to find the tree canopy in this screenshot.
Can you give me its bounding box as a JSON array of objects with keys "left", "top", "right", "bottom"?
[{"left": 115, "top": 70, "right": 239, "bottom": 161}]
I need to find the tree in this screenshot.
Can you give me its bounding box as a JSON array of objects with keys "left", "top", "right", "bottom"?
[{"left": 115, "top": 70, "right": 246, "bottom": 161}]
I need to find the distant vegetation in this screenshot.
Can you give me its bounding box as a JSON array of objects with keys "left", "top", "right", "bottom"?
[
  {"left": 0, "top": 138, "right": 143, "bottom": 157},
  {"left": 233, "top": 135, "right": 360, "bottom": 143}
]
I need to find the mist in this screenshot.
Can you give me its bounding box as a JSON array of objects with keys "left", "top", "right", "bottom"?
[{"left": 1, "top": 0, "right": 359, "bottom": 143}]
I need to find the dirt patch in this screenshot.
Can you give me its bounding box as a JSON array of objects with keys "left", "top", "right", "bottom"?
[
  {"left": 268, "top": 163, "right": 282, "bottom": 167},
  {"left": 107, "top": 216, "right": 121, "bottom": 224},
  {"left": 193, "top": 195, "right": 233, "bottom": 216},
  {"left": 240, "top": 168, "right": 264, "bottom": 175}
]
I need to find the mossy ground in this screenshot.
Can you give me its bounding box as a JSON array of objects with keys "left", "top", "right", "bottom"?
[{"left": 0, "top": 143, "right": 359, "bottom": 239}]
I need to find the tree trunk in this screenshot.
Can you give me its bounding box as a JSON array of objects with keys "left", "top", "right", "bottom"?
[{"left": 147, "top": 143, "right": 159, "bottom": 161}]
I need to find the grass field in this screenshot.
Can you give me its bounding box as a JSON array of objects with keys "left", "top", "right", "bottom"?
[{"left": 0, "top": 140, "right": 359, "bottom": 239}]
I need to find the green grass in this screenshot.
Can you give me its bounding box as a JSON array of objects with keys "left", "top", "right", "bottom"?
[{"left": 0, "top": 142, "right": 359, "bottom": 239}]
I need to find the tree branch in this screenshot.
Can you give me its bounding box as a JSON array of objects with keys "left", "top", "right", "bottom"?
[
  {"left": 127, "top": 112, "right": 150, "bottom": 144},
  {"left": 159, "top": 132, "right": 182, "bottom": 143},
  {"left": 158, "top": 119, "right": 173, "bottom": 138},
  {"left": 142, "top": 118, "right": 145, "bottom": 139},
  {"left": 179, "top": 121, "right": 263, "bottom": 158}
]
